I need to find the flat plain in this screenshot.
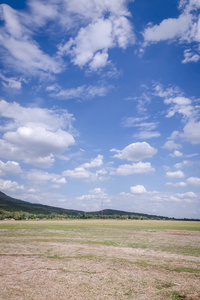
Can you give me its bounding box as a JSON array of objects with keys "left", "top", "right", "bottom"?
[{"left": 0, "top": 219, "right": 200, "bottom": 299}]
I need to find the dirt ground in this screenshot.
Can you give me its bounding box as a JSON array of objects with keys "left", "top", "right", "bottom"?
[{"left": 0, "top": 220, "right": 199, "bottom": 299}]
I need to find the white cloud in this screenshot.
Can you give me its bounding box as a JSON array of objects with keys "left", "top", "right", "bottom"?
[
  {"left": 27, "top": 169, "right": 66, "bottom": 187},
  {"left": 0, "top": 73, "right": 23, "bottom": 89},
  {"left": 122, "top": 117, "right": 160, "bottom": 140},
  {"left": 63, "top": 155, "right": 105, "bottom": 180},
  {"left": 76, "top": 187, "right": 111, "bottom": 210},
  {"left": 187, "top": 176, "right": 200, "bottom": 186},
  {"left": 164, "top": 96, "right": 194, "bottom": 118},
  {"left": 170, "top": 150, "right": 183, "bottom": 157},
  {"left": 130, "top": 185, "right": 147, "bottom": 194},
  {"left": 180, "top": 120, "right": 200, "bottom": 144},
  {"left": 166, "top": 170, "right": 185, "bottom": 178},
  {"left": 0, "top": 100, "right": 75, "bottom": 167},
  {"left": 48, "top": 84, "right": 111, "bottom": 100},
  {"left": 63, "top": 167, "right": 92, "bottom": 179},
  {"left": 133, "top": 131, "right": 160, "bottom": 139},
  {"left": 77, "top": 187, "right": 108, "bottom": 201},
  {"left": 121, "top": 116, "right": 149, "bottom": 128},
  {"left": 154, "top": 84, "right": 180, "bottom": 98},
  {"left": 143, "top": 13, "right": 192, "bottom": 43},
  {"left": 166, "top": 181, "right": 187, "bottom": 187},
  {"left": 0, "top": 178, "right": 24, "bottom": 191},
  {"left": 155, "top": 84, "right": 200, "bottom": 146},
  {"left": 174, "top": 160, "right": 194, "bottom": 168},
  {"left": 0, "top": 4, "right": 63, "bottom": 76},
  {"left": 182, "top": 48, "right": 200, "bottom": 63},
  {"left": 111, "top": 161, "right": 155, "bottom": 176},
  {"left": 0, "top": 99, "right": 75, "bottom": 131},
  {"left": 168, "top": 192, "right": 197, "bottom": 203},
  {"left": 163, "top": 140, "right": 182, "bottom": 150},
  {"left": 0, "top": 160, "right": 22, "bottom": 176},
  {"left": 1, "top": 0, "right": 134, "bottom": 76},
  {"left": 111, "top": 142, "right": 157, "bottom": 161},
  {"left": 58, "top": 1, "right": 134, "bottom": 69},
  {"left": 176, "top": 191, "right": 197, "bottom": 198},
  {"left": 143, "top": 0, "right": 200, "bottom": 63},
  {"left": 166, "top": 176, "right": 200, "bottom": 187},
  {"left": 82, "top": 155, "right": 103, "bottom": 168},
  {"left": 89, "top": 50, "right": 109, "bottom": 70}
]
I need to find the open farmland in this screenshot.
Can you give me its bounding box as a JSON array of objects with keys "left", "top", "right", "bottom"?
[{"left": 0, "top": 220, "right": 200, "bottom": 300}]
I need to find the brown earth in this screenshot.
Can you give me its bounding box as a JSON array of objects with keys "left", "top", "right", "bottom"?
[{"left": 0, "top": 221, "right": 199, "bottom": 299}]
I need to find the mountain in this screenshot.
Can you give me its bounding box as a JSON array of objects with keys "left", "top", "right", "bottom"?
[
  {"left": 88, "top": 209, "right": 168, "bottom": 219},
  {"left": 0, "top": 191, "right": 83, "bottom": 215},
  {"left": 1, "top": 191, "right": 196, "bottom": 220},
  {"left": 0, "top": 191, "right": 161, "bottom": 218}
]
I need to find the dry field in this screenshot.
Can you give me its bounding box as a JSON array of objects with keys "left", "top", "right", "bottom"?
[{"left": 0, "top": 219, "right": 200, "bottom": 300}]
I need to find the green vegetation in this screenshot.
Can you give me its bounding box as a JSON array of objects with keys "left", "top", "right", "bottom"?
[
  {"left": 0, "top": 191, "right": 83, "bottom": 217},
  {"left": 1, "top": 191, "right": 200, "bottom": 221}
]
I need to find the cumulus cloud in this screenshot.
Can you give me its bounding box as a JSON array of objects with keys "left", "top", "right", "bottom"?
[
  {"left": 0, "top": 100, "right": 75, "bottom": 167},
  {"left": 77, "top": 187, "right": 108, "bottom": 201},
  {"left": 155, "top": 83, "right": 200, "bottom": 146},
  {"left": 182, "top": 48, "right": 200, "bottom": 63},
  {"left": 0, "top": 160, "right": 22, "bottom": 176},
  {"left": 111, "top": 142, "right": 157, "bottom": 161},
  {"left": 0, "top": 178, "right": 24, "bottom": 191},
  {"left": 166, "top": 176, "right": 200, "bottom": 187},
  {"left": 170, "top": 150, "right": 183, "bottom": 157},
  {"left": 82, "top": 155, "right": 103, "bottom": 168},
  {"left": 111, "top": 161, "right": 155, "bottom": 176},
  {"left": 180, "top": 120, "right": 200, "bottom": 144},
  {"left": 27, "top": 169, "right": 66, "bottom": 188},
  {"left": 187, "top": 176, "right": 200, "bottom": 186},
  {"left": 130, "top": 185, "right": 147, "bottom": 194},
  {"left": 174, "top": 160, "right": 194, "bottom": 168},
  {"left": 143, "top": 13, "right": 192, "bottom": 43},
  {"left": 76, "top": 187, "right": 111, "bottom": 210},
  {"left": 63, "top": 155, "right": 105, "bottom": 180},
  {"left": 142, "top": 0, "right": 200, "bottom": 64},
  {"left": 58, "top": 1, "right": 134, "bottom": 70},
  {"left": 166, "top": 170, "right": 185, "bottom": 178},
  {"left": 0, "top": 0, "right": 134, "bottom": 77},
  {"left": 63, "top": 167, "right": 92, "bottom": 179}
]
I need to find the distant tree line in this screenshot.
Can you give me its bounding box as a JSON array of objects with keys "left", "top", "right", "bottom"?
[
  {"left": 0, "top": 209, "right": 199, "bottom": 221},
  {"left": 0, "top": 209, "right": 156, "bottom": 220}
]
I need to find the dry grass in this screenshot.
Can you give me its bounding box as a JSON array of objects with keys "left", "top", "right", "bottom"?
[{"left": 0, "top": 219, "right": 200, "bottom": 299}]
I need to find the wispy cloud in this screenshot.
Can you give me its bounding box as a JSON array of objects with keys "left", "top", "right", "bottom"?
[
  {"left": 0, "top": 0, "right": 134, "bottom": 78},
  {"left": 46, "top": 84, "right": 112, "bottom": 100}
]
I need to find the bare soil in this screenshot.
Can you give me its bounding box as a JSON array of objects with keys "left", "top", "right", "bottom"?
[{"left": 0, "top": 220, "right": 199, "bottom": 299}]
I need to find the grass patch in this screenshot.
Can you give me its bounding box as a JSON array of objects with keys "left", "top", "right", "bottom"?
[{"left": 1, "top": 219, "right": 200, "bottom": 231}]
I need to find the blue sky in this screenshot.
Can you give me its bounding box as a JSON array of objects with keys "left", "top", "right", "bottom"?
[{"left": 0, "top": 0, "right": 200, "bottom": 218}]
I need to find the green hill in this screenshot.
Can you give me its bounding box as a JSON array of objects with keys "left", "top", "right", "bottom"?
[
  {"left": 88, "top": 209, "right": 168, "bottom": 219},
  {"left": 0, "top": 191, "right": 162, "bottom": 219},
  {"left": 1, "top": 191, "right": 198, "bottom": 221},
  {"left": 0, "top": 191, "right": 83, "bottom": 216}
]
